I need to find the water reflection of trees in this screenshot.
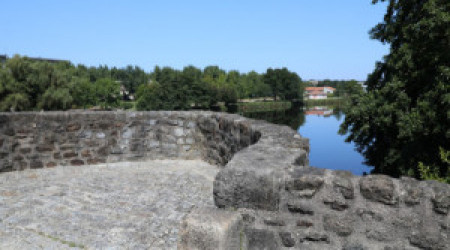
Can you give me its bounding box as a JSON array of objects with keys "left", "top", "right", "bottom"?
[
  {"left": 239, "top": 103, "right": 305, "bottom": 130},
  {"left": 238, "top": 103, "right": 346, "bottom": 130}
]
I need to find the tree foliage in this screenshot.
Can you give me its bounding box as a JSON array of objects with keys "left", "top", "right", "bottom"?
[
  {"left": 263, "top": 68, "right": 303, "bottom": 101},
  {"left": 340, "top": 0, "right": 450, "bottom": 179},
  {"left": 1, "top": 55, "right": 304, "bottom": 112}
]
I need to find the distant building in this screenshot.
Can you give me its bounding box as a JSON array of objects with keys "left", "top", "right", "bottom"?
[
  {"left": 0, "top": 54, "right": 7, "bottom": 64},
  {"left": 307, "top": 80, "right": 319, "bottom": 86},
  {"left": 27, "top": 57, "right": 69, "bottom": 64},
  {"left": 304, "top": 87, "right": 336, "bottom": 99},
  {"left": 0, "top": 54, "right": 68, "bottom": 64},
  {"left": 304, "top": 106, "right": 334, "bottom": 116}
]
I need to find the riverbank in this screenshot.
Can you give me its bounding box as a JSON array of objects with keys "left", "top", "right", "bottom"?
[{"left": 236, "top": 101, "right": 292, "bottom": 113}]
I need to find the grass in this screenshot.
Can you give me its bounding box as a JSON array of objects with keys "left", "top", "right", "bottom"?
[{"left": 236, "top": 101, "right": 292, "bottom": 113}]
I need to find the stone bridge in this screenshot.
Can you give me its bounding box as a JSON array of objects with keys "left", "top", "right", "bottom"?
[{"left": 0, "top": 111, "right": 448, "bottom": 249}]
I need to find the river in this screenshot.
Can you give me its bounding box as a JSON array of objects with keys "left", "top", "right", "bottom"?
[{"left": 238, "top": 104, "right": 373, "bottom": 175}]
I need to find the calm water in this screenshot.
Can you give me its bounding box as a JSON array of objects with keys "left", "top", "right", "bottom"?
[{"left": 239, "top": 105, "right": 373, "bottom": 175}]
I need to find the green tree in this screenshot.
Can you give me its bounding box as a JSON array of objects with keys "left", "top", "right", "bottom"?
[
  {"left": 39, "top": 87, "right": 73, "bottom": 110},
  {"left": 137, "top": 67, "right": 190, "bottom": 110},
  {"left": 0, "top": 93, "right": 30, "bottom": 111},
  {"left": 94, "top": 78, "right": 120, "bottom": 110},
  {"left": 263, "top": 68, "right": 303, "bottom": 101},
  {"left": 70, "top": 77, "right": 96, "bottom": 109},
  {"left": 340, "top": 0, "right": 450, "bottom": 178}
]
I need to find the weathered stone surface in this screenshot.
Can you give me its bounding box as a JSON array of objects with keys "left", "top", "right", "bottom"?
[
  {"left": 4, "top": 127, "right": 15, "bottom": 136},
  {"left": 214, "top": 168, "right": 281, "bottom": 211},
  {"left": 87, "top": 158, "right": 105, "bottom": 165},
  {"left": 343, "top": 243, "right": 367, "bottom": 250},
  {"left": 80, "top": 149, "right": 91, "bottom": 157},
  {"left": 263, "top": 219, "right": 286, "bottom": 226},
  {"left": 244, "top": 229, "right": 279, "bottom": 250},
  {"left": 1, "top": 111, "right": 449, "bottom": 249},
  {"left": 66, "top": 123, "right": 81, "bottom": 132},
  {"left": 296, "top": 219, "right": 313, "bottom": 227},
  {"left": 430, "top": 182, "right": 450, "bottom": 215},
  {"left": 46, "top": 162, "right": 57, "bottom": 168},
  {"left": 366, "top": 226, "right": 395, "bottom": 242},
  {"left": 70, "top": 159, "right": 84, "bottom": 166},
  {"left": 356, "top": 208, "right": 384, "bottom": 222},
  {"left": 178, "top": 207, "right": 242, "bottom": 250},
  {"left": 333, "top": 170, "right": 354, "bottom": 199},
  {"left": 63, "top": 151, "right": 77, "bottom": 158},
  {"left": 323, "top": 214, "right": 354, "bottom": 237},
  {"left": 35, "top": 144, "right": 54, "bottom": 152},
  {"left": 279, "top": 232, "right": 295, "bottom": 247},
  {"left": 1, "top": 160, "right": 219, "bottom": 250},
  {"left": 401, "top": 177, "right": 423, "bottom": 206},
  {"left": 302, "top": 231, "right": 329, "bottom": 243},
  {"left": 323, "top": 194, "right": 349, "bottom": 211},
  {"left": 287, "top": 200, "right": 314, "bottom": 214},
  {"left": 360, "top": 175, "right": 398, "bottom": 205},
  {"left": 286, "top": 167, "right": 325, "bottom": 193},
  {"left": 19, "top": 147, "right": 31, "bottom": 154},
  {"left": 409, "top": 228, "right": 447, "bottom": 250},
  {"left": 30, "top": 160, "right": 43, "bottom": 169}
]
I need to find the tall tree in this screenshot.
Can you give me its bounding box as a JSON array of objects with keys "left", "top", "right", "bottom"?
[
  {"left": 94, "top": 78, "right": 120, "bottom": 110},
  {"left": 340, "top": 0, "right": 450, "bottom": 178},
  {"left": 263, "top": 68, "right": 302, "bottom": 101}
]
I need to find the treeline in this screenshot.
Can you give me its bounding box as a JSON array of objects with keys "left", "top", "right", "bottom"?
[
  {"left": 0, "top": 55, "right": 303, "bottom": 111},
  {"left": 0, "top": 55, "right": 147, "bottom": 111},
  {"left": 136, "top": 66, "right": 303, "bottom": 110}
]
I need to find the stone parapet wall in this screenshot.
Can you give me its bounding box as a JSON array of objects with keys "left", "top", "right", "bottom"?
[
  {"left": 0, "top": 111, "right": 448, "bottom": 249},
  {"left": 0, "top": 111, "right": 262, "bottom": 172}
]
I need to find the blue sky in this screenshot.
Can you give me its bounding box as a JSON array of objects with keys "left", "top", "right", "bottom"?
[{"left": 1, "top": 0, "right": 389, "bottom": 80}]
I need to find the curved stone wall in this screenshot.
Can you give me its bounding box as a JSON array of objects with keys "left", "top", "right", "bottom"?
[
  {"left": 0, "top": 111, "right": 448, "bottom": 249},
  {"left": 0, "top": 111, "right": 264, "bottom": 172}
]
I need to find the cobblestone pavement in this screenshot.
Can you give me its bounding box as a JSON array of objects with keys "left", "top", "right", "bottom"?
[{"left": 0, "top": 160, "right": 219, "bottom": 249}]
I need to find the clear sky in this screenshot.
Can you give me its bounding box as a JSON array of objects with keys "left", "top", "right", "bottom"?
[{"left": 0, "top": 0, "right": 389, "bottom": 80}]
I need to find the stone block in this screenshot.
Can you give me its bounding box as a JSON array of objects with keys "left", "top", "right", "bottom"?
[
  {"left": 214, "top": 167, "right": 281, "bottom": 211},
  {"left": 279, "top": 232, "right": 295, "bottom": 247},
  {"left": 244, "top": 229, "right": 279, "bottom": 250},
  {"left": 401, "top": 177, "right": 423, "bottom": 206},
  {"left": 360, "top": 175, "right": 398, "bottom": 205},
  {"left": 323, "top": 214, "right": 354, "bottom": 237},
  {"left": 409, "top": 228, "right": 447, "bottom": 250},
  {"left": 178, "top": 208, "right": 242, "bottom": 250},
  {"left": 286, "top": 167, "right": 325, "bottom": 198},
  {"left": 96, "top": 132, "right": 106, "bottom": 139},
  {"left": 66, "top": 123, "right": 81, "bottom": 132},
  {"left": 296, "top": 219, "right": 313, "bottom": 227},
  {"left": 173, "top": 127, "right": 185, "bottom": 137},
  {"left": 430, "top": 182, "right": 450, "bottom": 215},
  {"left": 35, "top": 144, "right": 54, "bottom": 152},
  {"left": 333, "top": 170, "right": 354, "bottom": 199},
  {"left": 46, "top": 162, "right": 57, "bottom": 168},
  {"left": 80, "top": 149, "right": 91, "bottom": 157},
  {"left": 263, "top": 219, "right": 286, "bottom": 226},
  {"left": 287, "top": 200, "right": 314, "bottom": 215},
  {"left": 301, "top": 231, "right": 329, "bottom": 243},
  {"left": 70, "top": 159, "right": 84, "bottom": 166},
  {"left": 323, "top": 193, "right": 349, "bottom": 211},
  {"left": 30, "top": 160, "right": 43, "bottom": 169},
  {"left": 19, "top": 147, "right": 31, "bottom": 154},
  {"left": 63, "top": 151, "right": 77, "bottom": 158}
]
